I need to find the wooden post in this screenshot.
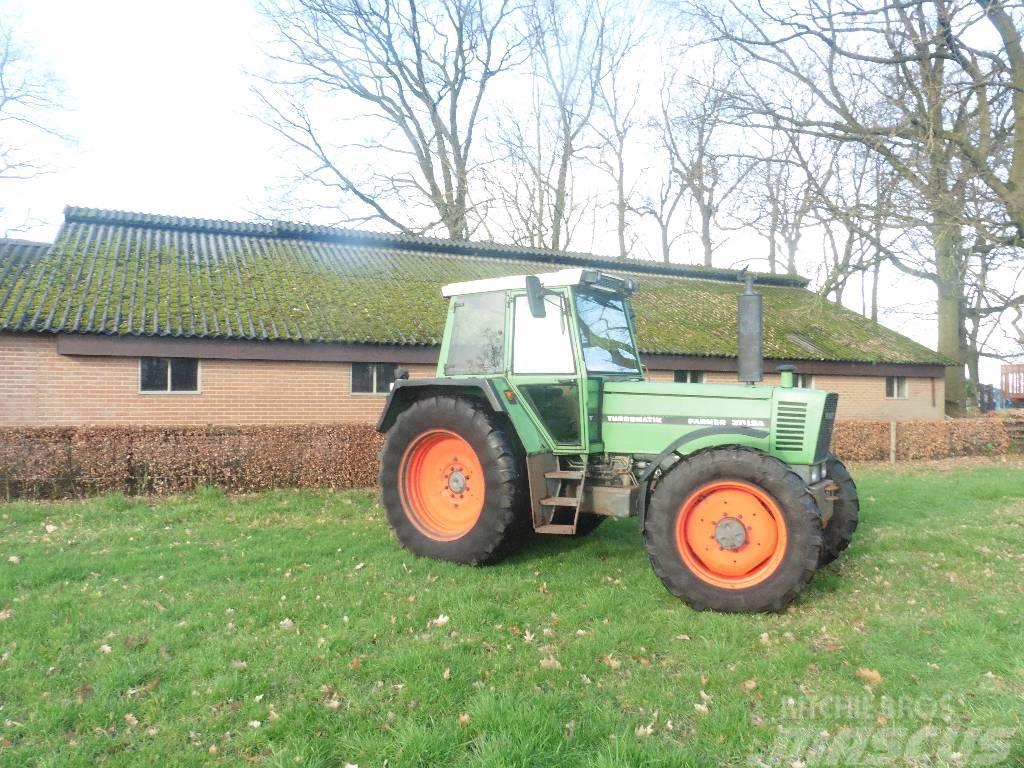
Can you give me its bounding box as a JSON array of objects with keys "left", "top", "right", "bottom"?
[{"left": 889, "top": 421, "right": 897, "bottom": 464}]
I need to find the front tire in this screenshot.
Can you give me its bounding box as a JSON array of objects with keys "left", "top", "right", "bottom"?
[
  {"left": 644, "top": 447, "right": 823, "bottom": 613},
  {"left": 379, "top": 395, "right": 527, "bottom": 565},
  {"left": 819, "top": 454, "right": 859, "bottom": 566}
]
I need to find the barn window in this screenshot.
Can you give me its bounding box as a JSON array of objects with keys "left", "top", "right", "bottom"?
[
  {"left": 674, "top": 370, "right": 704, "bottom": 384},
  {"left": 352, "top": 362, "right": 397, "bottom": 394},
  {"left": 140, "top": 357, "right": 199, "bottom": 393},
  {"left": 795, "top": 373, "right": 815, "bottom": 389},
  {"left": 885, "top": 376, "right": 908, "bottom": 399}
]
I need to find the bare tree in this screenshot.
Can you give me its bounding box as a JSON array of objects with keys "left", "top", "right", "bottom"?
[
  {"left": 640, "top": 70, "right": 690, "bottom": 263},
  {"left": 696, "top": 0, "right": 1023, "bottom": 413},
  {"left": 660, "top": 57, "right": 753, "bottom": 267},
  {"left": 493, "top": 0, "right": 636, "bottom": 251},
  {"left": 0, "top": 18, "right": 64, "bottom": 230},
  {"left": 592, "top": 66, "right": 641, "bottom": 258},
  {"left": 741, "top": 133, "right": 821, "bottom": 276},
  {"left": 257, "top": 0, "right": 522, "bottom": 239}
]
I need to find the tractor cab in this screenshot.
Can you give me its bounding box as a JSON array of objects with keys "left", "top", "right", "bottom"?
[{"left": 438, "top": 268, "right": 642, "bottom": 453}]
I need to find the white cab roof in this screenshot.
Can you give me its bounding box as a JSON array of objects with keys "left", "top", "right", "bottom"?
[{"left": 441, "top": 268, "right": 587, "bottom": 297}]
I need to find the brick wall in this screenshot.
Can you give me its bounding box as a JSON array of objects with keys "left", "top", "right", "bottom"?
[
  {"left": 1, "top": 333, "right": 945, "bottom": 426},
  {"left": 0, "top": 334, "right": 435, "bottom": 427},
  {"left": 646, "top": 370, "right": 945, "bottom": 421}
]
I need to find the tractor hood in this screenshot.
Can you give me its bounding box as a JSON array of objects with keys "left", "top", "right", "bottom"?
[
  {"left": 602, "top": 381, "right": 773, "bottom": 400},
  {"left": 599, "top": 380, "right": 834, "bottom": 465}
]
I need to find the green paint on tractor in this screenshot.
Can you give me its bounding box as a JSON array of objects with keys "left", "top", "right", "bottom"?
[{"left": 377, "top": 268, "right": 858, "bottom": 613}]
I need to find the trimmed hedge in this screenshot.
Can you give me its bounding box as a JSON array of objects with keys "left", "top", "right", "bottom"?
[
  {"left": 832, "top": 415, "right": 1015, "bottom": 462},
  {"left": 0, "top": 417, "right": 1018, "bottom": 499},
  {"left": 0, "top": 425, "right": 383, "bottom": 499}
]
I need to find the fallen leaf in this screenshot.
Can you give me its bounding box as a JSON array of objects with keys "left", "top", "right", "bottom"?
[
  {"left": 855, "top": 668, "right": 883, "bottom": 686},
  {"left": 0, "top": 608, "right": 11, "bottom": 621},
  {"left": 127, "top": 679, "right": 160, "bottom": 698},
  {"left": 7, "top": 556, "right": 20, "bottom": 565},
  {"left": 674, "top": 634, "right": 690, "bottom": 641},
  {"left": 457, "top": 713, "right": 471, "bottom": 726},
  {"left": 540, "top": 655, "right": 562, "bottom": 670},
  {"left": 98, "top": 644, "right": 112, "bottom": 655},
  {"left": 208, "top": 745, "right": 218, "bottom": 755},
  {"left": 74, "top": 684, "right": 93, "bottom": 704},
  {"left": 811, "top": 634, "right": 842, "bottom": 654},
  {"left": 759, "top": 632, "right": 771, "bottom": 645},
  {"left": 354, "top": 562, "right": 365, "bottom": 571},
  {"left": 248, "top": 720, "right": 261, "bottom": 729},
  {"left": 741, "top": 679, "right": 758, "bottom": 692},
  {"left": 230, "top": 660, "right": 248, "bottom": 670},
  {"left": 320, "top": 684, "right": 343, "bottom": 710},
  {"left": 694, "top": 703, "right": 709, "bottom": 714},
  {"left": 123, "top": 713, "right": 139, "bottom": 727},
  {"left": 348, "top": 656, "right": 362, "bottom": 670},
  {"left": 602, "top": 655, "right": 621, "bottom": 670},
  {"left": 45, "top": 524, "right": 58, "bottom": 534},
  {"left": 279, "top": 618, "right": 295, "bottom": 630},
  {"left": 635, "top": 723, "right": 654, "bottom": 737},
  {"left": 146, "top": 727, "right": 158, "bottom": 737},
  {"left": 427, "top": 614, "right": 450, "bottom": 628},
  {"left": 564, "top": 719, "right": 576, "bottom": 738},
  {"left": 699, "top": 689, "right": 712, "bottom": 702},
  {"left": 442, "top": 668, "right": 450, "bottom": 680}
]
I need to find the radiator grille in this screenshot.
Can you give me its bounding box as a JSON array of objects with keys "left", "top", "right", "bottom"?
[
  {"left": 815, "top": 393, "right": 839, "bottom": 460},
  {"left": 773, "top": 401, "right": 808, "bottom": 452}
]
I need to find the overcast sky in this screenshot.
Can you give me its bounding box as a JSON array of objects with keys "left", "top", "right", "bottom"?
[
  {"left": 9, "top": 0, "right": 287, "bottom": 229},
  {"left": 3, "top": 0, "right": 1007, "bottom": 384}
]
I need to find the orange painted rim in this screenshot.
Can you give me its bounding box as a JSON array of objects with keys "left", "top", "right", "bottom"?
[
  {"left": 399, "top": 430, "right": 484, "bottom": 541},
  {"left": 674, "top": 481, "right": 788, "bottom": 590}
]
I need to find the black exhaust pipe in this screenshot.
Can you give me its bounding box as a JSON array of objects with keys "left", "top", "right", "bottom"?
[{"left": 737, "top": 272, "right": 763, "bottom": 384}]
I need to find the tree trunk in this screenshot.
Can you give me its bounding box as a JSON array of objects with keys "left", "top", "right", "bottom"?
[
  {"left": 870, "top": 259, "right": 880, "bottom": 323},
  {"left": 932, "top": 218, "right": 967, "bottom": 415},
  {"left": 551, "top": 133, "right": 572, "bottom": 251},
  {"left": 700, "top": 205, "right": 713, "bottom": 267},
  {"left": 616, "top": 149, "right": 627, "bottom": 258}
]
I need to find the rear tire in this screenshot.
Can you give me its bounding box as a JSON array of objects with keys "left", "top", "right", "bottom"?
[
  {"left": 818, "top": 454, "right": 859, "bottom": 566},
  {"left": 644, "top": 447, "right": 822, "bottom": 613},
  {"left": 379, "top": 395, "right": 528, "bottom": 565}
]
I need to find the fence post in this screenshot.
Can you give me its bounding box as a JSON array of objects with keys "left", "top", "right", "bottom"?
[{"left": 889, "top": 422, "right": 897, "bottom": 463}]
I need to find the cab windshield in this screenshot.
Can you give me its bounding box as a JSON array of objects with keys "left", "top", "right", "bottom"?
[{"left": 574, "top": 291, "right": 641, "bottom": 374}]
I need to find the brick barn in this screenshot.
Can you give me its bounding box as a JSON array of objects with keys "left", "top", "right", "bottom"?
[{"left": 0, "top": 207, "right": 948, "bottom": 428}]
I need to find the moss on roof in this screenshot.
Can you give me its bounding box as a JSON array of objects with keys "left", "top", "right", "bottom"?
[{"left": 0, "top": 210, "right": 948, "bottom": 365}]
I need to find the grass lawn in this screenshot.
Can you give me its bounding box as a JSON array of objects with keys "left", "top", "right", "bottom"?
[{"left": 1, "top": 460, "right": 1023, "bottom": 767}]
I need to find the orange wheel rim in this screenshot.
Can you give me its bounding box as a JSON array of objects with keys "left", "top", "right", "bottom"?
[
  {"left": 674, "top": 481, "right": 788, "bottom": 590},
  {"left": 399, "top": 430, "right": 484, "bottom": 541}
]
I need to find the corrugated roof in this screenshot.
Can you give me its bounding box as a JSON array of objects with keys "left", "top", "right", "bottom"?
[{"left": 0, "top": 207, "right": 948, "bottom": 364}]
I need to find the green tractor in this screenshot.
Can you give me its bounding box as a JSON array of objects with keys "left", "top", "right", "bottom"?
[{"left": 377, "top": 269, "right": 858, "bottom": 612}]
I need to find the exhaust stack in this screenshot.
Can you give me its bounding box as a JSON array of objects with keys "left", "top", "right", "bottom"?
[{"left": 737, "top": 273, "right": 763, "bottom": 383}]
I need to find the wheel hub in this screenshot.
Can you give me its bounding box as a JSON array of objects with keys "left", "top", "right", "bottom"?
[
  {"left": 447, "top": 468, "right": 467, "bottom": 494},
  {"left": 714, "top": 516, "right": 747, "bottom": 550}
]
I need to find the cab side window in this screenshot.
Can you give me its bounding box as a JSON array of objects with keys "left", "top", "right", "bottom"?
[
  {"left": 445, "top": 293, "right": 506, "bottom": 374},
  {"left": 512, "top": 294, "right": 575, "bottom": 374}
]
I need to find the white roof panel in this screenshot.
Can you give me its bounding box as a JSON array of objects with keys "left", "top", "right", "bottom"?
[{"left": 441, "top": 269, "right": 587, "bottom": 297}]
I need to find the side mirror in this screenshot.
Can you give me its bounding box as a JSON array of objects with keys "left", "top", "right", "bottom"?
[{"left": 525, "top": 275, "right": 546, "bottom": 318}]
